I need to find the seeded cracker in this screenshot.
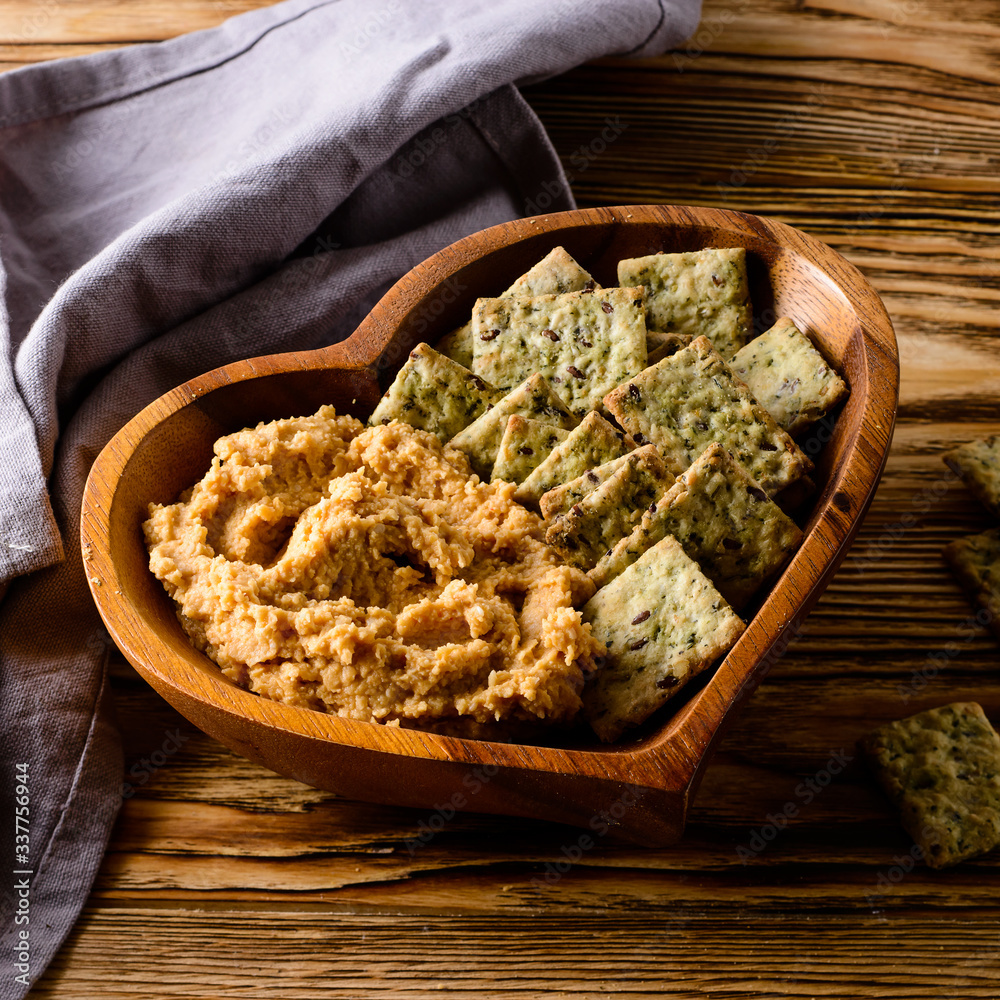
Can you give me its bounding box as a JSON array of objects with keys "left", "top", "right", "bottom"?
[
  {"left": 545, "top": 445, "right": 672, "bottom": 570},
  {"left": 591, "top": 443, "right": 803, "bottom": 609},
  {"left": 604, "top": 335, "right": 812, "bottom": 495},
  {"left": 436, "top": 247, "right": 598, "bottom": 367},
  {"left": 491, "top": 415, "right": 571, "bottom": 484},
  {"left": 448, "top": 374, "right": 578, "bottom": 479},
  {"left": 369, "top": 343, "right": 501, "bottom": 441},
  {"left": 471, "top": 286, "right": 648, "bottom": 417},
  {"left": 539, "top": 453, "right": 634, "bottom": 522},
  {"left": 617, "top": 247, "right": 751, "bottom": 359},
  {"left": 943, "top": 435, "right": 1000, "bottom": 518},
  {"left": 515, "top": 411, "right": 634, "bottom": 506},
  {"left": 860, "top": 702, "right": 1000, "bottom": 868},
  {"left": 646, "top": 333, "right": 692, "bottom": 366},
  {"left": 730, "top": 317, "right": 848, "bottom": 436},
  {"left": 942, "top": 528, "right": 1000, "bottom": 641},
  {"left": 583, "top": 534, "right": 746, "bottom": 742}
]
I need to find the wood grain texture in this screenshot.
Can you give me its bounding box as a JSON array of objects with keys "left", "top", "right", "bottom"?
[{"left": 6, "top": 0, "right": 1000, "bottom": 995}]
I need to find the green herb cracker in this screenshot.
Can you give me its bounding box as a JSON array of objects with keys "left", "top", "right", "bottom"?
[
  {"left": 943, "top": 528, "right": 1000, "bottom": 640},
  {"left": 514, "top": 410, "right": 633, "bottom": 507},
  {"left": 435, "top": 246, "right": 598, "bottom": 367},
  {"left": 369, "top": 342, "right": 501, "bottom": 441},
  {"left": 943, "top": 435, "right": 1000, "bottom": 518},
  {"left": 538, "top": 453, "right": 635, "bottom": 522},
  {"left": 471, "top": 286, "right": 648, "bottom": 417},
  {"left": 860, "top": 702, "right": 1000, "bottom": 868},
  {"left": 447, "top": 373, "right": 578, "bottom": 479},
  {"left": 544, "top": 445, "right": 672, "bottom": 570},
  {"left": 590, "top": 443, "right": 803, "bottom": 608},
  {"left": 490, "top": 415, "right": 571, "bottom": 484},
  {"left": 617, "top": 247, "right": 750, "bottom": 359},
  {"left": 583, "top": 534, "right": 746, "bottom": 742},
  {"left": 730, "top": 317, "right": 848, "bottom": 436},
  {"left": 603, "top": 335, "right": 813, "bottom": 495},
  {"left": 646, "top": 332, "right": 693, "bottom": 366}
]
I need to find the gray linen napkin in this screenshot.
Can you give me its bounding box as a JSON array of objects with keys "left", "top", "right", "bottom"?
[{"left": 0, "top": 0, "right": 700, "bottom": 993}]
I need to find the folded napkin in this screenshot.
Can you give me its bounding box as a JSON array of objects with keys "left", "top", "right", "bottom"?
[{"left": 0, "top": 0, "right": 700, "bottom": 992}]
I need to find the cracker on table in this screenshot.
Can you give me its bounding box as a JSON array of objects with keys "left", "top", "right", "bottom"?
[
  {"left": 369, "top": 343, "right": 501, "bottom": 441},
  {"left": 730, "top": 317, "right": 848, "bottom": 436},
  {"left": 538, "top": 453, "right": 635, "bottom": 522},
  {"left": 544, "top": 445, "right": 672, "bottom": 570},
  {"left": 943, "top": 436, "right": 1000, "bottom": 519},
  {"left": 860, "top": 702, "right": 1000, "bottom": 868},
  {"left": 603, "top": 335, "right": 813, "bottom": 496},
  {"left": 447, "top": 373, "right": 578, "bottom": 479},
  {"left": 471, "top": 285, "right": 648, "bottom": 417},
  {"left": 514, "top": 410, "right": 634, "bottom": 507},
  {"left": 490, "top": 415, "right": 571, "bottom": 484},
  {"left": 591, "top": 443, "right": 803, "bottom": 608},
  {"left": 617, "top": 247, "right": 750, "bottom": 359},
  {"left": 582, "top": 534, "right": 746, "bottom": 742},
  {"left": 943, "top": 528, "right": 1000, "bottom": 640},
  {"left": 435, "top": 247, "right": 598, "bottom": 367}
]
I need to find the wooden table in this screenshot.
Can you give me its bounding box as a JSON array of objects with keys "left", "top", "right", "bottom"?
[{"left": 6, "top": 1, "right": 1000, "bottom": 995}]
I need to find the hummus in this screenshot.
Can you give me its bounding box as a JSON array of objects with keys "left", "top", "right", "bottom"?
[{"left": 144, "top": 406, "right": 602, "bottom": 727}]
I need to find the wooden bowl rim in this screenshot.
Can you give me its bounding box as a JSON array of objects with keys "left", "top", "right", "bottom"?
[{"left": 82, "top": 204, "right": 898, "bottom": 797}]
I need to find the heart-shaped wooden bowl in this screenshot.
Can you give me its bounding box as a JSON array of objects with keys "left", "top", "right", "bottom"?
[{"left": 81, "top": 205, "right": 897, "bottom": 846}]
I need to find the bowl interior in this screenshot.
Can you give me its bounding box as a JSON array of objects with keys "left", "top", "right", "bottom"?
[{"left": 87, "top": 205, "right": 896, "bottom": 789}]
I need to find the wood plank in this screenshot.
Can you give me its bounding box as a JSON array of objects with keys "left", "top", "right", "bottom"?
[
  {"left": 0, "top": 0, "right": 275, "bottom": 44},
  {"left": 32, "top": 910, "right": 1000, "bottom": 998}
]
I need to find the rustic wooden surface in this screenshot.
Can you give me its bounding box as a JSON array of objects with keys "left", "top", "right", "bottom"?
[{"left": 5, "top": 0, "right": 1000, "bottom": 995}]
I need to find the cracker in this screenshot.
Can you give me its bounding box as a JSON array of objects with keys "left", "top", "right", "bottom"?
[
  {"left": 369, "top": 343, "right": 501, "bottom": 441},
  {"left": 617, "top": 247, "right": 750, "bottom": 359},
  {"left": 860, "top": 702, "right": 1000, "bottom": 868},
  {"left": 490, "top": 415, "right": 571, "bottom": 484},
  {"left": 435, "top": 247, "right": 598, "bottom": 367},
  {"left": 471, "top": 286, "right": 648, "bottom": 417},
  {"left": 447, "top": 374, "right": 578, "bottom": 479},
  {"left": 538, "top": 453, "right": 634, "bottom": 522},
  {"left": 544, "top": 445, "right": 672, "bottom": 570},
  {"left": 647, "top": 333, "right": 692, "bottom": 366},
  {"left": 582, "top": 534, "right": 746, "bottom": 742},
  {"left": 590, "top": 444, "right": 803, "bottom": 608},
  {"left": 943, "top": 435, "right": 1000, "bottom": 518},
  {"left": 604, "top": 335, "right": 813, "bottom": 495},
  {"left": 943, "top": 528, "right": 1000, "bottom": 640},
  {"left": 730, "top": 317, "right": 848, "bottom": 436},
  {"left": 514, "top": 411, "right": 634, "bottom": 506}
]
